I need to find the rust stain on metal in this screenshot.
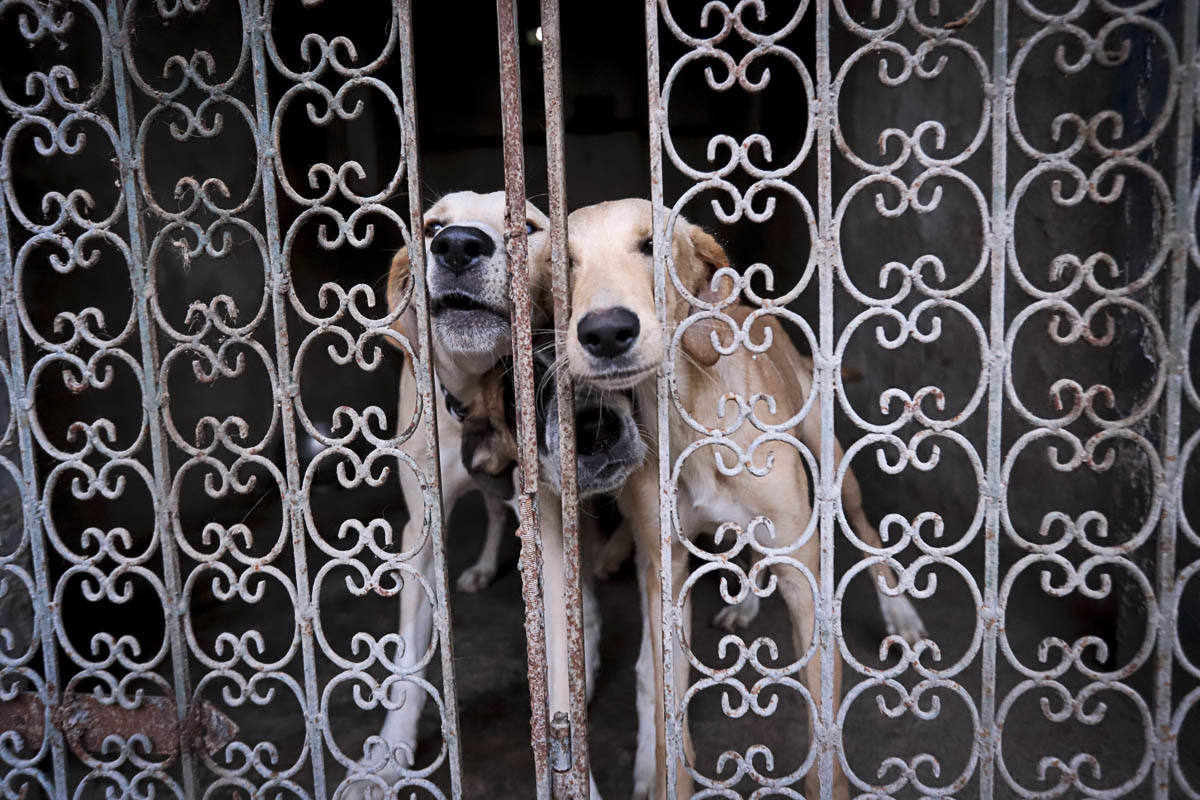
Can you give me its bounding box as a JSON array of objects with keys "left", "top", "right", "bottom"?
[
  {"left": 0, "top": 692, "right": 237, "bottom": 759},
  {"left": 495, "top": 2, "right": 553, "bottom": 797}
]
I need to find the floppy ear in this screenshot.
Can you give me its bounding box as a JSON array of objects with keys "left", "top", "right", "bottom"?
[
  {"left": 678, "top": 222, "right": 735, "bottom": 368},
  {"left": 385, "top": 247, "right": 419, "bottom": 352}
]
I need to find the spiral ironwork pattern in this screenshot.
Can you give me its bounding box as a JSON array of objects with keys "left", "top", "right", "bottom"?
[
  {"left": 0, "top": 1, "right": 460, "bottom": 798},
  {"left": 645, "top": 0, "right": 1198, "bottom": 797}
]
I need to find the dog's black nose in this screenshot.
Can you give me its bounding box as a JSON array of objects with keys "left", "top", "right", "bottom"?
[
  {"left": 430, "top": 225, "right": 495, "bottom": 275},
  {"left": 577, "top": 307, "right": 640, "bottom": 359},
  {"left": 576, "top": 407, "right": 621, "bottom": 455}
]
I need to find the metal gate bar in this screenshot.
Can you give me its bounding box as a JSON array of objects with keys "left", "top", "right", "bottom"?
[
  {"left": 1162, "top": 0, "right": 1198, "bottom": 796},
  {"left": 981, "top": 0, "right": 1010, "bottom": 793},
  {"left": 537, "top": 0, "right": 593, "bottom": 796},
  {"left": 108, "top": 0, "right": 201, "bottom": 792},
  {"left": 0, "top": 5, "right": 69, "bottom": 792},
  {"left": 396, "top": 1, "right": 465, "bottom": 794},
  {"left": 495, "top": 1, "right": 553, "bottom": 796},
  {"left": 494, "top": 1, "right": 592, "bottom": 797}
]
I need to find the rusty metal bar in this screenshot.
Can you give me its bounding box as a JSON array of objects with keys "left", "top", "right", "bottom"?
[
  {"left": 397, "top": 1, "right": 465, "bottom": 794},
  {"left": 538, "top": 4, "right": 592, "bottom": 800},
  {"left": 0, "top": 692, "right": 238, "bottom": 760},
  {"left": 1157, "top": 0, "right": 1197, "bottom": 796},
  {"left": 495, "top": 1, "right": 553, "bottom": 796},
  {"left": 538, "top": 0, "right": 592, "bottom": 796}
]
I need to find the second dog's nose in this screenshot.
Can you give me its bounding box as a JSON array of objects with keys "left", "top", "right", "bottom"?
[
  {"left": 430, "top": 226, "right": 495, "bottom": 275},
  {"left": 577, "top": 307, "right": 640, "bottom": 359}
]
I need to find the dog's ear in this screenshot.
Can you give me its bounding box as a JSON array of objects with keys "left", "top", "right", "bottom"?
[
  {"left": 687, "top": 224, "right": 728, "bottom": 286},
  {"left": 385, "top": 247, "right": 419, "bottom": 352},
  {"left": 678, "top": 222, "right": 734, "bottom": 368}
]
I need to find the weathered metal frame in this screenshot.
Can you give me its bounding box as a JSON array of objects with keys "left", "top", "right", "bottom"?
[
  {"left": 494, "top": 1, "right": 591, "bottom": 798},
  {"left": 1, "top": 0, "right": 1197, "bottom": 799}
]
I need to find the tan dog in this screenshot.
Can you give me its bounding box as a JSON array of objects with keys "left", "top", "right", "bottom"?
[{"left": 563, "top": 198, "right": 925, "bottom": 800}]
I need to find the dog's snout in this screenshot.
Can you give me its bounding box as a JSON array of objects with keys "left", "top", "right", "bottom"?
[
  {"left": 430, "top": 225, "right": 496, "bottom": 275},
  {"left": 576, "top": 407, "right": 620, "bottom": 455},
  {"left": 577, "top": 307, "right": 639, "bottom": 359}
]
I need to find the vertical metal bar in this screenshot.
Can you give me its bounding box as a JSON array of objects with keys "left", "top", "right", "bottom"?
[
  {"left": 495, "top": 2, "right": 553, "bottom": 795},
  {"left": 981, "top": 1, "right": 1010, "bottom": 797},
  {"left": 396, "top": 0, "right": 464, "bottom": 793},
  {"left": 644, "top": 1, "right": 679, "bottom": 796},
  {"left": 0, "top": 132, "right": 67, "bottom": 800},
  {"left": 244, "top": 3, "right": 327, "bottom": 795},
  {"left": 104, "top": 2, "right": 197, "bottom": 795},
  {"left": 538, "top": 0, "right": 592, "bottom": 796},
  {"left": 815, "top": 0, "right": 837, "bottom": 794},
  {"left": 1156, "top": 1, "right": 1197, "bottom": 796}
]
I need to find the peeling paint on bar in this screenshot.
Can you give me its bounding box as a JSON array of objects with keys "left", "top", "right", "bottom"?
[{"left": 495, "top": 1, "right": 553, "bottom": 798}]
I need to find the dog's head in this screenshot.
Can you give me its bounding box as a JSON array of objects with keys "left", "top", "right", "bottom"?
[
  {"left": 458, "top": 339, "right": 645, "bottom": 500},
  {"left": 564, "top": 198, "right": 729, "bottom": 391},
  {"left": 387, "top": 190, "right": 551, "bottom": 366}
]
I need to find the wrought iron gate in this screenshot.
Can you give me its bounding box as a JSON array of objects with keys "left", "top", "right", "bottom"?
[{"left": 0, "top": 0, "right": 1197, "bottom": 799}]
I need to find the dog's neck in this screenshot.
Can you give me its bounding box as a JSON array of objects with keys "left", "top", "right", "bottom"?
[
  {"left": 629, "top": 357, "right": 710, "bottom": 456},
  {"left": 432, "top": 348, "right": 502, "bottom": 399}
]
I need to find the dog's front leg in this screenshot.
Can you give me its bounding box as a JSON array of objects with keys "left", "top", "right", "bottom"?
[
  {"left": 376, "top": 515, "right": 434, "bottom": 767},
  {"left": 593, "top": 512, "right": 633, "bottom": 579},
  {"left": 344, "top": 519, "right": 434, "bottom": 799},
  {"left": 456, "top": 490, "right": 509, "bottom": 592},
  {"left": 625, "top": 468, "right": 694, "bottom": 800},
  {"left": 346, "top": 430, "right": 472, "bottom": 799}
]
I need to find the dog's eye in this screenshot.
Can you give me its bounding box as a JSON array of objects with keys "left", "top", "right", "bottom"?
[
  {"left": 525, "top": 220, "right": 540, "bottom": 235},
  {"left": 639, "top": 236, "right": 654, "bottom": 256},
  {"left": 424, "top": 221, "right": 444, "bottom": 238}
]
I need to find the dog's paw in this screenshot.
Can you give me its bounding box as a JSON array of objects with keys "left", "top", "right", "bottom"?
[
  {"left": 594, "top": 533, "right": 632, "bottom": 580},
  {"left": 631, "top": 776, "right": 655, "bottom": 800},
  {"left": 456, "top": 561, "right": 497, "bottom": 593},
  {"left": 593, "top": 547, "right": 626, "bottom": 580},
  {"left": 338, "top": 769, "right": 399, "bottom": 800},
  {"left": 711, "top": 592, "right": 760, "bottom": 631},
  {"left": 880, "top": 593, "right": 926, "bottom": 646}
]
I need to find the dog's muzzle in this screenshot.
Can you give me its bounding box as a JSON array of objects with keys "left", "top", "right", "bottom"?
[
  {"left": 541, "top": 387, "right": 644, "bottom": 498},
  {"left": 426, "top": 224, "right": 510, "bottom": 354}
]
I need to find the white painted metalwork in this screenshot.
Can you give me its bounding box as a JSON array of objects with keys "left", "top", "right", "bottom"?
[
  {"left": 0, "top": 2, "right": 459, "bottom": 798},
  {"left": 644, "top": 0, "right": 1199, "bottom": 798}
]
